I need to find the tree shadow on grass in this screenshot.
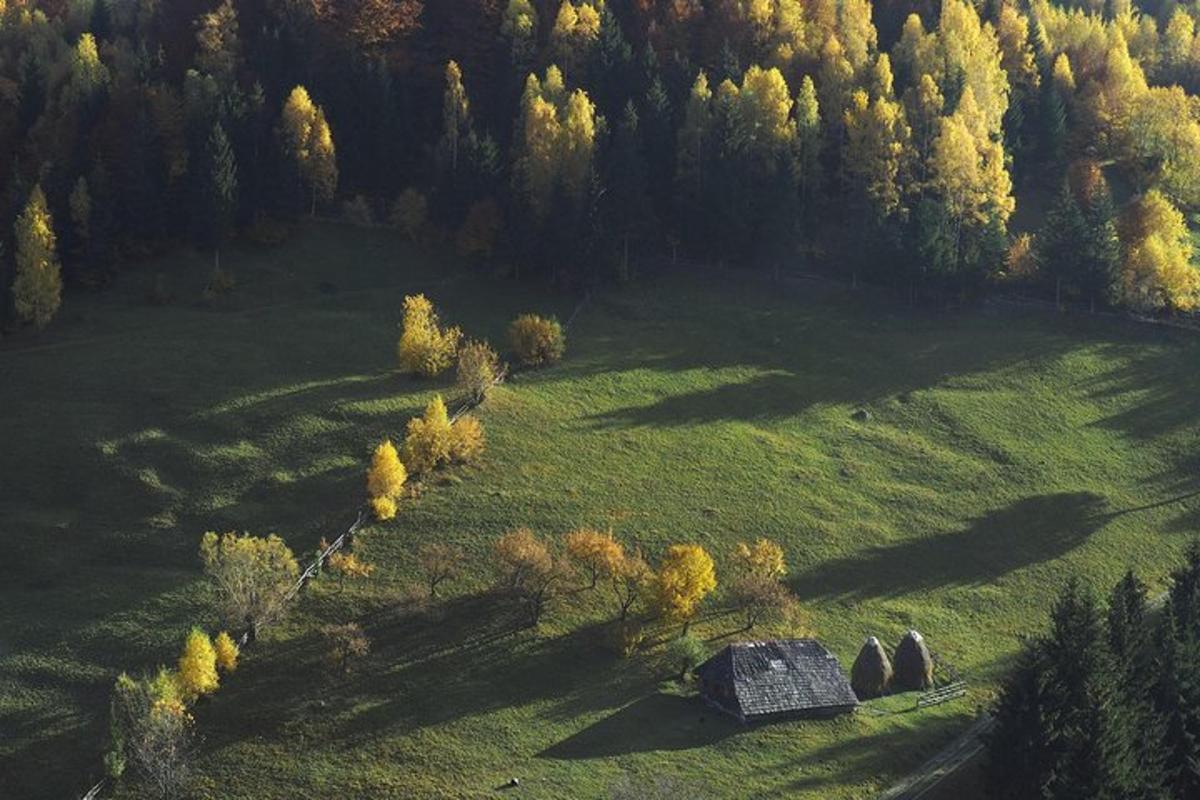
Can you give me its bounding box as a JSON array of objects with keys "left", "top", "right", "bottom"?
[
  {"left": 538, "top": 693, "right": 739, "bottom": 759},
  {"left": 585, "top": 372, "right": 813, "bottom": 428},
  {"left": 200, "top": 593, "right": 654, "bottom": 755},
  {"left": 790, "top": 492, "right": 1111, "bottom": 601}
]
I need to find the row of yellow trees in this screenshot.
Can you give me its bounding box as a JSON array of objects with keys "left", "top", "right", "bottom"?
[
  {"left": 492, "top": 527, "right": 804, "bottom": 647},
  {"left": 367, "top": 294, "right": 566, "bottom": 520}
]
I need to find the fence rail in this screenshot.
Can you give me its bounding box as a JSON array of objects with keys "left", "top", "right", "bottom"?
[{"left": 916, "top": 681, "right": 968, "bottom": 709}]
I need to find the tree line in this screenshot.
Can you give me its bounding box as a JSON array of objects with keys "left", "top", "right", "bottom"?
[
  {"left": 3, "top": 0, "right": 1200, "bottom": 334},
  {"left": 988, "top": 544, "right": 1200, "bottom": 799}
]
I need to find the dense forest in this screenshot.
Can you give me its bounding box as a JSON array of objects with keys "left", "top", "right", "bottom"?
[{"left": 2, "top": 0, "right": 1200, "bottom": 331}]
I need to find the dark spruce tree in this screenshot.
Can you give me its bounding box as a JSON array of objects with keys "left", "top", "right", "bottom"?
[
  {"left": 1039, "top": 179, "right": 1088, "bottom": 306},
  {"left": 589, "top": 4, "right": 634, "bottom": 120},
  {"left": 1157, "top": 542, "right": 1200, "bottom": 797},
  {"left": 987, "top": 639, "right": 1052, "bottom": 800},
  {"left": 194, "top": 122, "right": 239, "bottom": 270},
  {"left": 603, "top": 101, "right": 652, "bottom": 282},
  {"left": 1107, "top": 571, "right": 1169, "bottom": 800}
]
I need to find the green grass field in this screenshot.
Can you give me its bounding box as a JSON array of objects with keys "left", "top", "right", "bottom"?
[{"left": 2, "top": 223, "right": 1198, "bottom": 799}]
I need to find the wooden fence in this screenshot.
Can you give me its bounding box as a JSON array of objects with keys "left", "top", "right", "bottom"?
[{"left": 74, "top": 291, "right": 591, "bottom": 799}]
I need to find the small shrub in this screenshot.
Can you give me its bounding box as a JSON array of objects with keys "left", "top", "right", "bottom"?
[
  {"left": 456, "top": 198, "right": 503, "bottom": 259},
  {"left": 204, "top": 265, "right": 236, "bottom": 298},
  {"left": 177, "top": 629, "right": 219, "bottom": 701},
  {"left": 403, "top": 395, "right": 454, "bottom": 474},
  {"left": 664, "top": 633, "right": 707, "bottom": 682},
  {"left": 449, "top": 414, "right": 486, "bottom": 464},
  {"left": 366, "top": 439, "right": 407, "bottom": 520},
  {"left": 213, "top": 631, "right": 239, "bottom": 674},
  {"left": 398, "top": 294, "right": 461, "bottom": 377},
  {"left": 342, "top": 194, "right": 374, "bottom": 226},
  {"left": 327, "top": 545, "right": 374, "bottom": 591},
  {"left": 1002, "top": 233, "right": 1039, "bottom": 282},
  {"left": 605, "top": 619, "right": 645, "bottom": 659},
  {"left": 509, "top": 313, "right": 565, "bottom": 366},
  {"left": 245, "top": 213, "right": 290, "bottom": 245},
  {"left": 417, "top": 542, "right": 464, "bottom": 599},
  {"left": 321, "top": 623, "right": 370, "bottom": 675},
  {"left": 390, "top": 188, "right": 429, "bottom": 242},
  {"left": 456, "top": 339, "right": 501, "bottom": 402}
]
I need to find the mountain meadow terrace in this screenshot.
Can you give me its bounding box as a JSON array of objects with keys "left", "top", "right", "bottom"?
[{"left": 2, "top": 223, "right": 1199, "bottom": 798}]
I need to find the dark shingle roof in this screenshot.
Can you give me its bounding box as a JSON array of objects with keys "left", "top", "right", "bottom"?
[{"left": 696, "top": 639, "right": 858, "bottom": 717}]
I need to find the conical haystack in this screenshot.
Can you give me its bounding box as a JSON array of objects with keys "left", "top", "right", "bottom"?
[
  {"left": 894, "top": 630, "right": 934, "bottom": 691},
  {"left": 850, "top": 636, "right": 893, "bottom": 699}
]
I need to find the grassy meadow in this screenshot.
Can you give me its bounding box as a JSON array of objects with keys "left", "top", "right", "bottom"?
[{"left": 2, "top": 223, "right": 1199, "bottom": 798}]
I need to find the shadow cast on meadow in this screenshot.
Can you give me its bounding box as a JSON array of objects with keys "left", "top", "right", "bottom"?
[{"left": 790, "top": 492, "right": 1112, "bottom": 600}]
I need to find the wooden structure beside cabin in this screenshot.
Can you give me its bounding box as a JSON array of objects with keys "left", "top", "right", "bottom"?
[{"left": 694, "top": 639, "right": 858, "bottom": 723}]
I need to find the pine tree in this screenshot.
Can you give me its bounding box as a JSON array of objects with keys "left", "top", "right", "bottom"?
[
  {"left": 13, "top": 185, "right": 62, "bottom": 330},
  {"left": 1040, "top": 82, "right": 1067, "bottom": 164},
  {"left": 590, "top": 4, "right": 633, "bottom": 117},
  {"left": 197, "top": 122, "right": 239, "bottom": 270},
  {"left": 605, "top": 101, "right": 652, "bottom": 281},
  {"left": 1081, "top": 178, "right": 1120, "bottom": 311},
  {"left": 1155, "top": 602, "right": 1200, "bottom": 797},
  {"left": 1107, "top": 571, "right": 1169, "bottom": 800},
  {"left": 676, "top": 70, "right": 713, "bottom": 254},
  {"left": 987, "top": 640, "right": 1052, "bottom": 800},
  {"left": 1038, "top": 579, "right": 1126, "bottom": 799},
  {"left": 1039, "top": 179, "right": 1088, "bottom": 307}
]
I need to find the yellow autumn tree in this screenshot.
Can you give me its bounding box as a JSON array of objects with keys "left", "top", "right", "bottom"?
[
  {"left": 66, "top": 32, "right": 109, "bottom": 104},
  {"left": 280, "top": 85, "right": 338, "bottom": 216},
  {"left": 1117, "top": 190, "right": 1200, "bottom": 313},
  {"left": 327, "top": 544, "right": 375, "bottom": 591},
  {"left": 403, "top": 395, "right": 454, "bottom": 473},
  {"left": 564, "top": 528, "right": 625, "bottom": 588},
  {"left": 514, "top": 65, "right": 597, "bottom": 219},
  {"left": 366, "top": 439, "right": 407, "bottom": 520},
  {"left": 842, "top": 81, "right": 910, "bottom": 224},
  {"left": 734, "top": 538, "right": 787, "bottom": 580},
  {"left": 213, "top": 631, "right": 239, "bottom": 673},
  {"left": 13, "top": 185, "right": 62, "bottom": 330},
  {"left": 398, "top": 294, "right": 461, "bottom": 376},
  {"left": 929, "top": 88, "right": 1014, "bottom": 231},
  {"left": 177, "top": 628, "right": 219, "bottom": 701},
  {"left": 653, "top": 544, "right": 718, "bottom": 632},
  {"left": 495, "top": 527, "right": 553, "bottom": 588},
  {"left": 199, "top": 532, "right": 299, "bottom": 638},
  {"left": 501, "top": 0, "right": 539, "bottom": 66},
  {"left": 441, "top": 60, "right": 470, "bottom": 173},
  {"left": 550, "top": 1, "right": 601, "bottom": 75},
  {"left": 448, "top": 413, "right": 486, "bottom": 464}
]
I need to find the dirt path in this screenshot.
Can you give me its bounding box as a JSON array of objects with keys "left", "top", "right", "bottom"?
[{"left": 876, "top": 714, "right": 993, "bottom": 800}]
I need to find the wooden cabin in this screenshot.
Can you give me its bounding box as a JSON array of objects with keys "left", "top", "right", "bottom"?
[{"left": 694, "top": 639, "right": 858, "bottom": 723}]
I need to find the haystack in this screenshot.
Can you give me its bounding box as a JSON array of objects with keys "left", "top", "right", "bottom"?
[
  {"left": 894, "top": 630, "right": 934, "bottom": 691},
  {"left": 850, "top": 636, "right": 893, "bottom": 699}
]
